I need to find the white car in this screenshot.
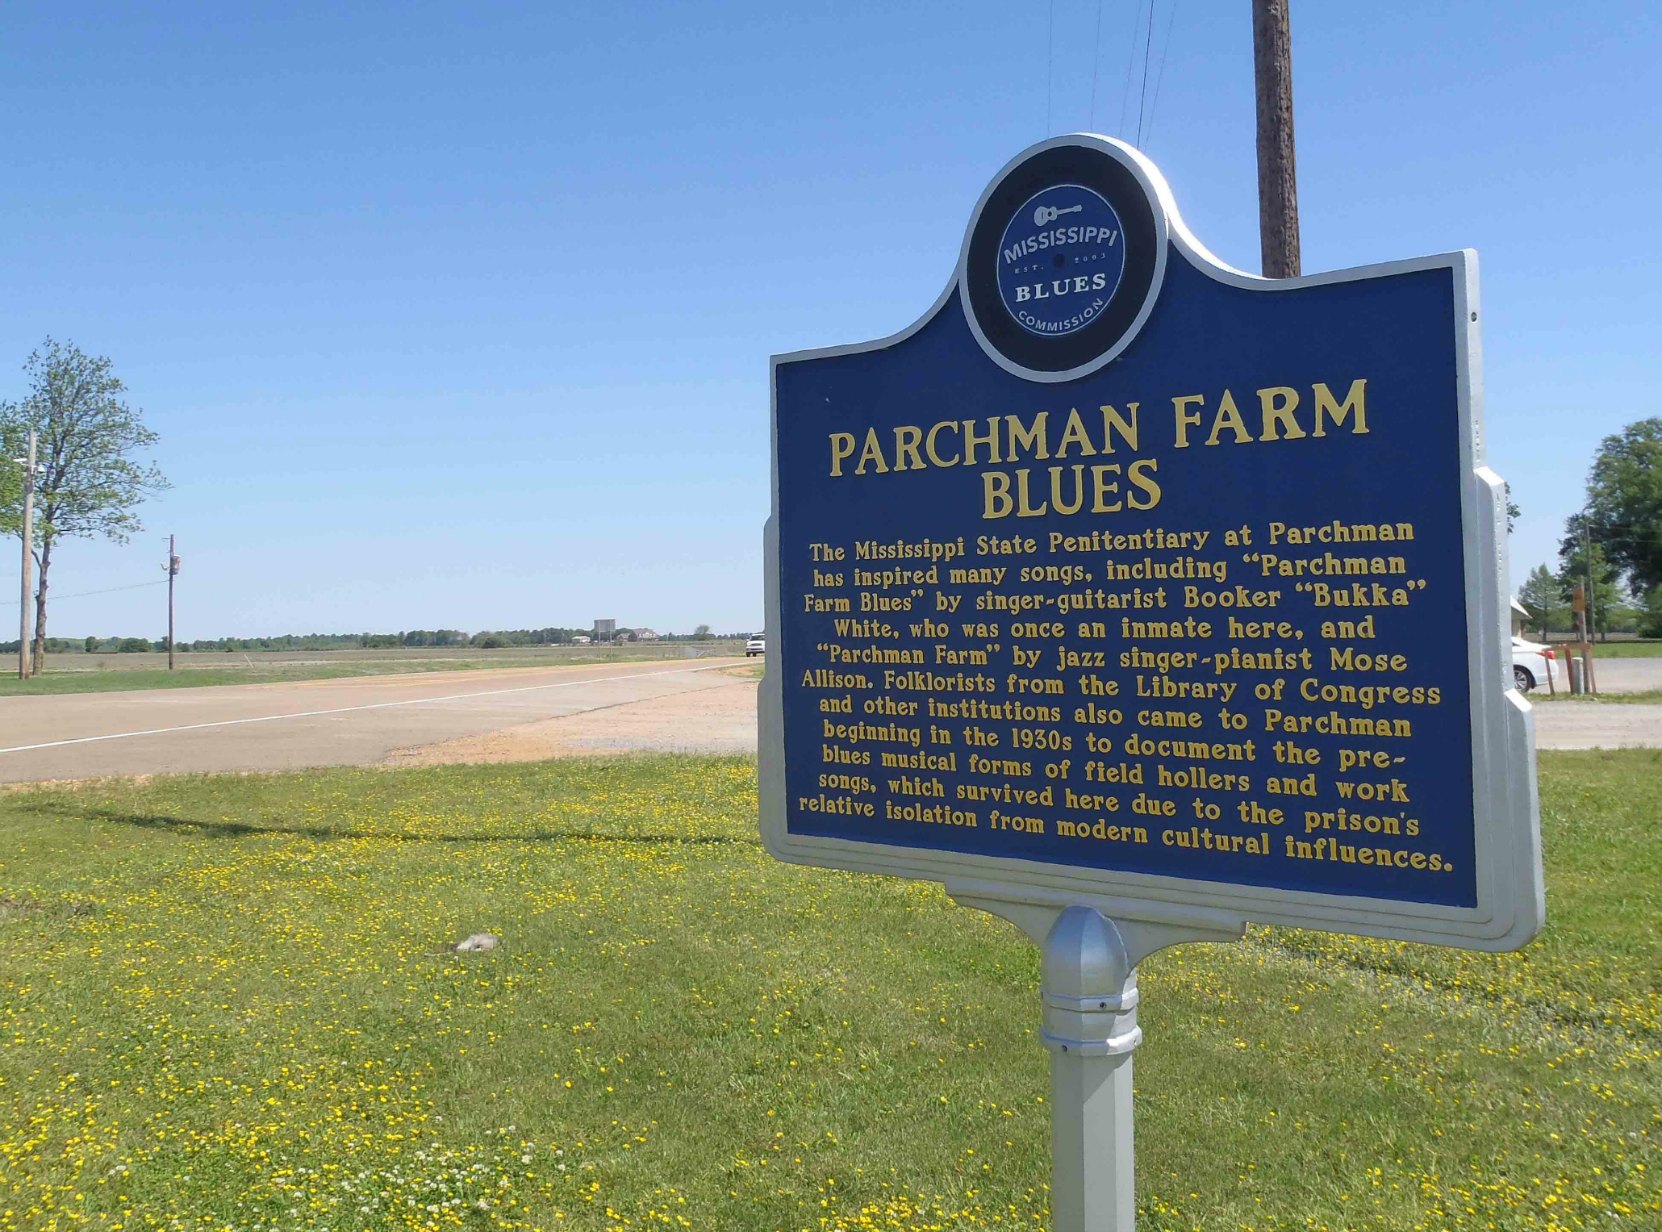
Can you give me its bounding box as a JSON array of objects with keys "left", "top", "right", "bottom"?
[
  {"left": 1510, "top": 636, "right": 1555, "bottom": 694},
  {"left": 746, "top": 634, "right": 766, "bottom": 657}
]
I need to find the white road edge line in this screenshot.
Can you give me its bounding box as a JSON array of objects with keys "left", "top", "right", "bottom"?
[{"left": 0, "top": 662, "right": 743, "bottom": 756}]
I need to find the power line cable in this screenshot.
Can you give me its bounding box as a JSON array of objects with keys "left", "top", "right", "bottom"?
[
  {"left": 1118, "top": 0, "right": 1146, "bottom": 137},
  {"left": 1135, "top": 0, "right": 1157, "bottom": 147},
  {"left": 1143, "top": 0, "right": 1180, "bottom": 146},
  {"left": 1089, "top": 0, "right": 1105, "bottom": 131},
  {"left": 7, "top": 578, "right": 166, "bottom": 610},
  {"left": 1046, "top": 0, "right": 1055, "bottom": 134}
]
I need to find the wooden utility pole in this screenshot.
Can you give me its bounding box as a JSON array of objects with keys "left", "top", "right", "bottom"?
[
  {"left": 1582, "top": 523, "right": 1596, "bottom": 644},
  {"left": 1581, "top": 525, "right": 1598, "bottom": 692},
  {"left": 17, "top": 430, "right": 36, "bottom": 680},
  {"left": 166, "top": 534, "right": 180, "bottom": 670},
  {"left": 1252, "top": 0, "right": 1301, "bottom": 277}
]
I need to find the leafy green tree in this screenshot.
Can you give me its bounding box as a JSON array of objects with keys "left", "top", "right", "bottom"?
[
  {"left": 1516, "top": 563, "right": 1567, "bottom": 635},
  {"left": 83, "top": 635, "right": 99, "bottom": 653},
  {"left": 0, "top": 448, "right": 19, "bottom": 537},
  {"left": 1581, "top": 418, "right": 1662, "bottom": 594},
  {"left": 1603, "top": 595, "right": 1640, "bottom": 635},
  {"left": 1640, "top": 584, "right": 1662, "bottom": 639},
  {"left": 1504, "top": 482, "right": 1519, "bottom": 534},
  {"left": 0, "top": 340, "right": 169, "bottom": 673}
]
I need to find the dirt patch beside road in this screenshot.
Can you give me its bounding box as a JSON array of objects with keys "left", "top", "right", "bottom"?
[
  {"left": 1531, "top": 701, "right": 1662, "bottom": 750},
  {"left": 0, "top": 658, "right": 747, "bottom": 783},
  {"left": 381, "top": 668, "right": 1662, "bottom": 763},
  {"left": 385, "top": 671, "right": 760, "bottom": 764}
]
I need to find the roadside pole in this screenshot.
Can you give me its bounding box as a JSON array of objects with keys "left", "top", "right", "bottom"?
[
  {"left": 1572, "top": 582, "right": 1597, "bottom": 696},
  {"left": 1252, "top": 0, "right": 1300, "bottom": 277},
  {"left": 1583, "top": 525, "right": 1595, "bottom": 644},
  {"left": 945, "top": 894, "right": 1241, "bottom": 1230},
  {"left": 17, "top": 430, "right": 36, "bottom": 680},
  {"left": 1582, "top": 525, "right": 1598, "bottom": 692},
  {"left": 167, "top": 534, "right": 180, "bottom": 670}
]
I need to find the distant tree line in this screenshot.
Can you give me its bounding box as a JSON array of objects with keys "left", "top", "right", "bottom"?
[
  {"left": 0, "top": 636, "right": 118, "bottom": 655},
  {"left": 180, "top": 629, "right": 476, "bottom": 652},
  {"left": 2, "top": 626, "right": 748, "bottom": 655}
]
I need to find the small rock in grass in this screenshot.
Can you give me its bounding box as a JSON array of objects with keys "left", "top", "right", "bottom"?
[{"left": 453, "top": 932, "right": 501, "bottom": 954}]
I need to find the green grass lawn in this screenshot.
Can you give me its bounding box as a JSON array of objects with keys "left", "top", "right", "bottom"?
[
  {"left": 1534, "top": 688, "right": 1662, "bottom": 705},
  {"left": 0, "top": 646, "right": 736, "bottom": 697},
  {"left": 1587, "top": 640, "right": 1662, "bottom": 658},
  {"left": 1, "top": 754, "right": 1656, "bottom": 1230}
]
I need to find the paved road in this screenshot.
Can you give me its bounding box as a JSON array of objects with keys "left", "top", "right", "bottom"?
[
  {"left": 0, "top": 658, "right": 747, "bottom": 783},
  {"left": 1571, "top": 656, "right": 1662, "bottom": 694},
  {"left": 1524, "top": 657, "right": 1662, "bottom": 749},
  {"left": 2, "top": 654, "right": 1654, "bottom": 784}
]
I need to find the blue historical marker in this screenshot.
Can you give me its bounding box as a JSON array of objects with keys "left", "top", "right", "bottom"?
[{"left": 759, "top": 136, "right": 1542, "bottom": 1230}]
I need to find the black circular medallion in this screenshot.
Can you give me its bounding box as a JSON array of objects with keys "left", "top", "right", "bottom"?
[{"left": 963, "top": 141, "right": 1165, "bottom": 380}]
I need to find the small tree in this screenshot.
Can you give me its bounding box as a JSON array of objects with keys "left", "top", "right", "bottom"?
[
  {"left": 1516, "top": 563, "right": 1567, "bottom": 636},
  {"left": 0, "top": 340, "right": 169, "bottom": 673}
]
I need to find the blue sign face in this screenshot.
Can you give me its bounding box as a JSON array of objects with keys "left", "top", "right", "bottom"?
[
  {"left": 766, "top": 136, "right": 1541, "bottom": 949},
  {"left": 995, "top": 185, "right": 1126, "bottom": 337}
]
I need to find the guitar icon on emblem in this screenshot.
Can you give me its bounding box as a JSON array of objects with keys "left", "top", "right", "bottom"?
[{"left": 1034, "top": 203, "right": 1084, "bottom": 226}]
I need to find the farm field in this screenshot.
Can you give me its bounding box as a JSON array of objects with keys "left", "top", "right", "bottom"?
[
  {"left": 0, "top": 644, "right": 735, "bottom": 697},
  {"left": 0, "top": 752, "right": 1656, "bottom": 1231}
]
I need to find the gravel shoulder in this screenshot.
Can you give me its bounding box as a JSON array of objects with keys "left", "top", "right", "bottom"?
[
  {"left": 1530, "top": 701, "right": 1662, "bottom": 750},
  {"left": 385, "top": 669, "right": 760, "bottom": 764},
  {"left": 383, "top": 669, "right": 1662, "bottom": 762}
]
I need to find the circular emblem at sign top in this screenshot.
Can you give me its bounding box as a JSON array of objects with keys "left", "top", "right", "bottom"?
[
  {"left": 962, "top": 138, "right": 1168, "bottom": 382},
  {"left": 995, "top": 185, "right": 1127, "bottom": 338}
]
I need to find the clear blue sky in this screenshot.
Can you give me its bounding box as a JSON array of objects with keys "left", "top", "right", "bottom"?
[{"left": 4, "top": 1, "right": 1658, "bottom": 640}]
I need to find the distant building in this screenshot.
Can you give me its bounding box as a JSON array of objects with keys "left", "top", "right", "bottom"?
[{"left": 572, "top": 635, "right": 592, "bottom": 645}]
